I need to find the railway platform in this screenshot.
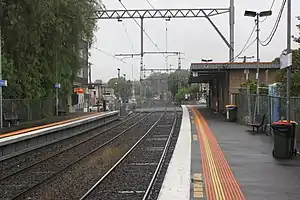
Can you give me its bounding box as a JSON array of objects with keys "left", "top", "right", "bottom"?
[
  {"left": 0, "top": 112, "right": 102, "bottom": 135},
  {"left": 158, "top": 105, "right": 300, "bottom": 200}
]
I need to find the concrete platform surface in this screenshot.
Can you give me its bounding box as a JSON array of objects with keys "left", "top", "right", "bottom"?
[
  {"left": 0, "top": 112, "right": 102, "bottom": 136},
  {"left": 158, "top": 105, "right": 300, "bottom": 200}
]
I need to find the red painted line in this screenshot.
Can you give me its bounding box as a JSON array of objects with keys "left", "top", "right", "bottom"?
[
  {"left": 191, "top": 108, "right": 215, "bottom": 200},
  {"left": 0, "top": 113, "right": 102, "bottom": 139},
  {"left": 195, "top": 108, "right": 246, "bottom": 200}
]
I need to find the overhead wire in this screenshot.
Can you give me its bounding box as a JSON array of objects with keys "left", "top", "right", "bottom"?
[
  {"left": 118, "top": 0, "right": 167, "bottom": 58},
  {"left": 260, "top": 0, "right": 286, "bottom": 46},
  {"left": 145, "top": 0, "right": 155, "bottom": 9},
  {"left": 260, "top": 0, "right": 276, "bottom": 22},
  {"left": 91, "top": 46, "right": 128, "bottom": 64},
  {"left": 121, "top": 22, "right": 136, "bottom": 52}
]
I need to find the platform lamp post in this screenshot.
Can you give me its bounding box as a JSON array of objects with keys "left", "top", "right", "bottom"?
[{"left": 244, "top": 10, "right": 272, "bottom": 119}]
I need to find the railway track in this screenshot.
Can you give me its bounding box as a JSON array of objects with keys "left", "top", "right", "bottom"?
[
  {"left": 0, "top": 112, "right": 156, "bottom": 200},
  {"left": 0, "top": 112, "right": 140, "bottom": 176},
  {"left": 79, "top": 110, "right": 179, "bottom": 200}
]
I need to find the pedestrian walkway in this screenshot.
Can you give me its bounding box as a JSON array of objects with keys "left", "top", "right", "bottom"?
[{"left": 158, "top": 105, "right": 300, "bottom": 200}]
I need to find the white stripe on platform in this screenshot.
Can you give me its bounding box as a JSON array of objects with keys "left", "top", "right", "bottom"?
[
  {"left": 157, "top": 105, "right": 191, "bottom": 200},
  {"left": 0, "top": 112, "right": 117, "bottom": 143}
]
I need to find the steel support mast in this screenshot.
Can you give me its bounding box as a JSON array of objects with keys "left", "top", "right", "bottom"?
[{"left": 287, "top": 0, "right": 292, "bottom": 121}]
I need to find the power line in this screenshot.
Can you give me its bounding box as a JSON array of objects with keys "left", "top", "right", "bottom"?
[
  {"left": 118, "top": 0, "right": 167, "bottom": 58},
  {"left": 91, "top": 46, "right": 128, "bottom": 64},
  {"left": 121, "top": 22, "right": 136, "bottom": 52},
  {"left": 260, "top": 0, "right": 286, "bottom": 46},
  {"left": 234, "top": 39, "right": 257, "bottom": 60},
  {"left": 145, "top": 0, "right": 155, "bottom": 9},
  {"left": 260, "top": 0, "right": 276, "bottom": 22},
  {"left": 238, "top": 25, "right": 256, "bottom": 55}
]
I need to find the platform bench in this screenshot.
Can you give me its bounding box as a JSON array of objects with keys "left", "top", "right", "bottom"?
[
  {"left": 248, "top": 114, "right": 266, "bottom": 132},
  {"left": 3, "top": 112, "right": 20, "bottom": 127}
]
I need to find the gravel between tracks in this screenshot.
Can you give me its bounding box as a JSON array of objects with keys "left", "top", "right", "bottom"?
[
  {"left": 83, "top": 111, "right": 181, "bottom": 200},
  {"left": 8, "top": 112, "right": 163, "bottom": 200},
  {"left": 0, "top": 112, "right": 149, "bottom": 200}
]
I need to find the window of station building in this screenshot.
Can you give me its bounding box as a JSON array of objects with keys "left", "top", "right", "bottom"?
[{"left": 77, "top": 68, "right": 84, "bottom": 77}]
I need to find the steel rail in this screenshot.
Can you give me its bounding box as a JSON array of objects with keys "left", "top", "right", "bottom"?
[
  {"left": 0, "top": 112, "right": 142, "bottom": 181},
  {"left": 142, "top": 110, "right": 177, "bottom": 200},
  {"left": 79, "top": 109, "right": 167, "bottom": 200},
  {"left": 10, "top": 112, "right": 152, "bottom": 200}
]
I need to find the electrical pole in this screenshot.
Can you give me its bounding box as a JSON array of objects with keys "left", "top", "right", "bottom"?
[
  {"left": 256, "top": 14, "right": 260, "bottom": 116},
  {"left": 287, "top": 0, "right": 291, "bottom": 122}
]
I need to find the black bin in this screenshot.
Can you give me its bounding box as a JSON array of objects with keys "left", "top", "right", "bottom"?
[
  {"left": 271, "top": 121, "right": 294, "bottom": 159},
  {"left": 225, "top": 105, "right": 237, "bottom": 122}
]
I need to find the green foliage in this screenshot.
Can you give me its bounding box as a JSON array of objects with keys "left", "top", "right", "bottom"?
[
  {"left": 145, "top": 86, "right": 153, "bottom": 98},
  {"left": 274, "top": 18, "right": 300, "bottom": 96},
  {"left": 175, "top": 85, "right": 199, "bottom": 103},
  {"left": 1, "top": 0, "right": 103, "bottom": 99},
  {"left": 275, "top": 49, "right": 300, "bottom": 96},
  {"left": 145, "top": 73, "right": 169, "bottom": 97},
  {"left": 239, "top": 79, "right": 268, "bottom": 95},
  {"left": 167, "top": 70, "right": 189, "bottom": 98},
  {"left": 107, "top": 77, "right": 132, "bottom": 101}
]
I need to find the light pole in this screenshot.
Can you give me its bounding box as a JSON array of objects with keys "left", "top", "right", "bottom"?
[
  {"left": 286, "top": 0, "right": 292, "bottom": 122},
  {"left": 201, "top": 58, "right": 213, "bottom": 63},
  {"left": 244, "top": 10, "right": 272, "bottom": 117}
]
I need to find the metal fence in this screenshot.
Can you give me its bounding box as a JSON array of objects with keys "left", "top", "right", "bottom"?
[
  {"left": 232, "top": 93, "right": 300, "bottom": 125},
  {"left": 3, "top": 98, "right": 56, "bottom": 121}
]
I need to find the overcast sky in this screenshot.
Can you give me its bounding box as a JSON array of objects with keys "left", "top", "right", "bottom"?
[{"left": 90, "top": 0, "right": 300, "bottom": 82}]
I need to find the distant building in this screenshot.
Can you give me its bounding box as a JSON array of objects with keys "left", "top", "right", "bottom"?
[
  {"left": 89, "top": 83, "right": 117, "bottom": 111},
  {"left": 69, "top": 39, "right": 90, "bottom": 112}
]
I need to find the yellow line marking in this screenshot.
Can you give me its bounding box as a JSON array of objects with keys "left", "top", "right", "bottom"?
[
  {"left": 194, "top": 191, "right": 204, "bottom": 198},
  {"left": 194, "top": 173, "right": 202, "bottom": 180},
  {"left": 193, "top": 134, "right": 198, "bottom": 141},
  {"left": 195, "top": 114, "right": 226, "bottom": 200},
  {"left": 193, "top": 173, "right": 204, "bottom": 198}
]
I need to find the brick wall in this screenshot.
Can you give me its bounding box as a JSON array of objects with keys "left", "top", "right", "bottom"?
[{"left": 229, "top": 69, "right": 278, "bottom": 93}]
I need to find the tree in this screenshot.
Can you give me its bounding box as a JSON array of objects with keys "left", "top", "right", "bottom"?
[
  {"left": 107, "top": 77, "right": 132, "bottom": 101},
  {"left": 175, "top": 85, "right": 199, "bottom": 103},
  {"left": 275, "top": 49, "right": 300, "bottom": 96},
  {"left": 145, "top": 73, "right": 169, "bottom": 96},
  {"left": 239, "top": 79, "right": 268, "bottom": 95},
  {"left": 167, "top": 70, "right": 189, "bottom": 98},
  {"left": 274, "top": 17, "right": 300, "bottom": 96},
  {"left": 1, "top": 0, "right": 103, "bottom": 99}
]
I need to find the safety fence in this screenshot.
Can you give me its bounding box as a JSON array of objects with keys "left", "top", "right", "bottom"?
[
  {"left": 232, "top": 93, "right": 300, "bottom": 125},
  {"left": 3, "top": 98, "right": 56, "bottom": 121}
]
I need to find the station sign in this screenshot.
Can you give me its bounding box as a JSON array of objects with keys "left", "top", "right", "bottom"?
[
  {"left": 280, "top": 53, "right": 292, "bottom": 69},
  {"left": 0, "top": 80, "right": 8, "bottom": 87},
  {"left": 54, "top": 83, "right": 61, "bottom": 89}
]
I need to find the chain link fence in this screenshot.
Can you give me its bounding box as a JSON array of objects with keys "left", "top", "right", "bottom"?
[
  {"left": 232, "top": 93, "right": 300, "bottom": 125},
  {"left": 3, "top": 98, "right": 55, "bottom": 121}
]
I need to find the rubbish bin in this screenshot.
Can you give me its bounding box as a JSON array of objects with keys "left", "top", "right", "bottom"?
[
  {"left": 225, "top": 105, "right": 237, "bottom": 122},
  {"left": 271, "top": 121, "right": 294, "bottom": 159},
  {"left": 273, "top": 120, "right": 298, "bottom": 156}
]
